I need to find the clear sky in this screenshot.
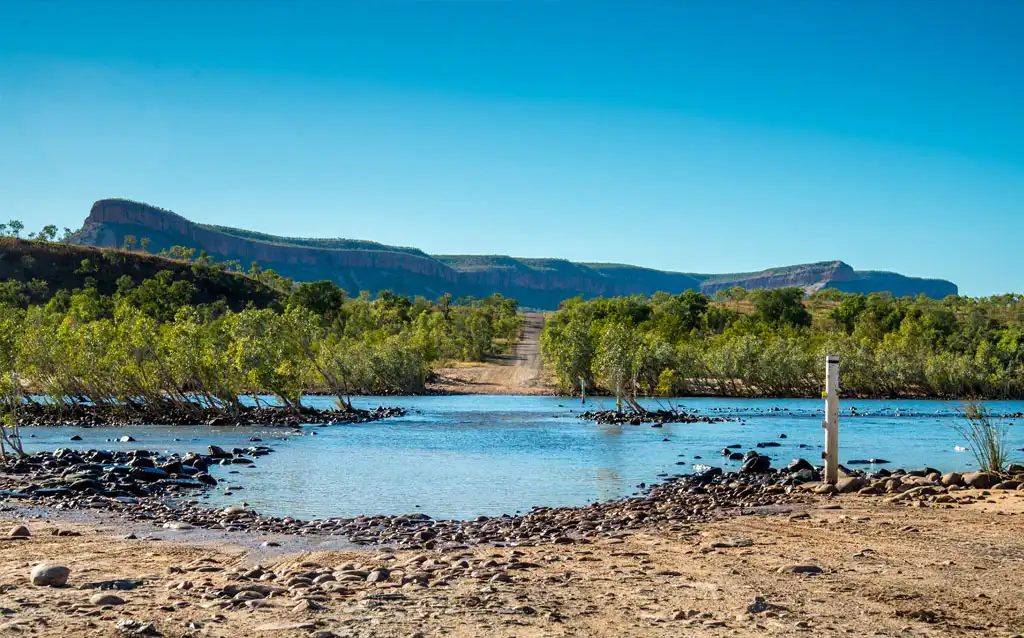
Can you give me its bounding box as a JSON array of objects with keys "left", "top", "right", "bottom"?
[{"left": 1, "top": 2, "right": 1022, "bottom": 296}]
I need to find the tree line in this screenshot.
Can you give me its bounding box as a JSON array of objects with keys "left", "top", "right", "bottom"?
[
  {"left": 0, "top": 271, "right": 521, "bottom": 414},
  {"left": 540, "top": 288, "right": 1024, "bottom": 400}
]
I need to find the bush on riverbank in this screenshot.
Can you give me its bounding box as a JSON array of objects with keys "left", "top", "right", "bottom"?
[
  {"left": 541, "top": 289, "right": 1024, "bottom": 399},
  {"left": 953, "top": 403, "right": 1011, "bottom": 473},
  {"left": 0, "top": 273, "right": 521, "bottom": 416}
]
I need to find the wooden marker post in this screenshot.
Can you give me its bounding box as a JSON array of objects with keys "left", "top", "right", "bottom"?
[{"left": 823, "top": 355, "right": 840, "bottom": 484}]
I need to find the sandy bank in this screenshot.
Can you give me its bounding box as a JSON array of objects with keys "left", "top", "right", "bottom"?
[{"left": 1, "top": 495, "right": 1023, "bottom": 637}]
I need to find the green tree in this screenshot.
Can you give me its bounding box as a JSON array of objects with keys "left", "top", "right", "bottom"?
[
  {"left": 290, "top": 281, "right": 346, "bottom": 325},
  {"left": 752, "top": 287, "right": 812, "bottom": 328},
  {"left": 37, "top": 225, "right": 58, "bottom": 242},
  {"left": 594, "top": 322, "right": 640, "bottom": 411}
]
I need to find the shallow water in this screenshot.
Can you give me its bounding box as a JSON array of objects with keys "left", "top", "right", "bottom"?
[{"left": 17, "top": 395, "right": 1024, "bottom": 520}]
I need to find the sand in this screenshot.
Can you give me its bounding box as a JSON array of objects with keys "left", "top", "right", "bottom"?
[
  {"left": 1, "top": 493, "right": 1023, "bottom": 637},
  {"left": 430, "top": 312, "right": 552, "bottom": 395}
]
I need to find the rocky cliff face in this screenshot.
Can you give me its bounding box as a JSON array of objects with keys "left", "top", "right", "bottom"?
[
  {"left": 71, "top": 199, "right": 959, "bottom": 306},
  {"left": 85, "top": 200, "right": 459, "bottom": 283},
  {"left": 698, "top": 261, "right": 857, "bottom": 296}
]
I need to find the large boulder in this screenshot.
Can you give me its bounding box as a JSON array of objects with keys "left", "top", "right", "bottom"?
[
  {"left": 31, "top": 564, "right": 69, "bottom": 587},
  {"left": 786, "top": 459, "right": 814, "bottom": 473},
  {"left": 836, "top": 477, "right": 867, "bottom": 494},
  {"left": 741, "top": 455, "right": 772, "bottom": 474},
  {"left": 962, "top": 471, "right": 1000, "bottom": 489},
  {"left": 940, "top": 472, "right": 963, "bottom": 487}
]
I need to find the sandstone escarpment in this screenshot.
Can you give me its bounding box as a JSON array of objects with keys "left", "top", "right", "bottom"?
[
  {"left": 71, "top": 199, "right": 959, "bottom": 307},
  {"left": 86, "top": 200, "right": 459, "bottom": 284}
]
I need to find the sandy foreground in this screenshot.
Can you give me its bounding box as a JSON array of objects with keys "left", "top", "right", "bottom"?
[{"left": 1, "top": 494, "right": 1023, "bottom": 637}]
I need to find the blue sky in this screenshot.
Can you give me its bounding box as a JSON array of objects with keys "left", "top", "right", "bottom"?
[{"left": 1, "top": 1, "right": 1022, "bottom": 296}]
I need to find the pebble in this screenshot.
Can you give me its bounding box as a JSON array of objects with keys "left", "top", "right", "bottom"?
[
  {"left": 7, "top": 525, "right": 29, "bottom": 537},
  {"left": 90, "top": 593, "right": 126, "bottom": 606}
]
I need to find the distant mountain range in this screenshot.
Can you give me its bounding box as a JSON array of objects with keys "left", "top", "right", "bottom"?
[{"left": 68, "top": 199, "right": 958, "bottom": 308}]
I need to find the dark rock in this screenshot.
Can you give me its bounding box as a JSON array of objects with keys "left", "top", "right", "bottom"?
[
  {"left": 786, "top": 459, "right": 814, "bottom": 473},
  {"left": 777, "top": 564, "right": 822, "bottom": 575},
  {"left": 741, "top": 455, "right": 771, "bottom": 474}
]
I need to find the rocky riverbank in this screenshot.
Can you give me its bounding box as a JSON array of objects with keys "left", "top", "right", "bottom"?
[
  {"left": 3, "top": 441, "right": 1022, "bottom": 552},
  {"left": 579, "top": 408, "right": 733, "bottom": 426},
  {"left": 13, "top": 403, "right": 406, "bottom": 427}
]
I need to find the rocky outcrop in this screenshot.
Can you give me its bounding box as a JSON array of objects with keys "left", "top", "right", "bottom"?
[
  {"left": 85, "top": 200, "right": 458, "bottom": 284},
  {"left": 71, "top": 199, "right": 959, "bottom": 307},
  {"left": 698, "top": 261, "right": 857, "bottom": 296}
]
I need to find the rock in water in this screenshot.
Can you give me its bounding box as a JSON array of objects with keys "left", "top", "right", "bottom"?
[
  {"left": 208, "top": 445, "right": 232, "bottom": 459},
  {"left": 31, "top": 564, "right": 70, "bottom": 587},
  {"left": 8, "top": 525, "right": 29, "bottom": 537}
]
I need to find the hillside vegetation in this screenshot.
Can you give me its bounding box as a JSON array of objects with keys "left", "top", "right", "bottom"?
[
  {"left": 0, "top": 238, "right": 280, "bottom": 311},
  {"left": 541, "top": 288, "right": 1024, "bottom": 400}
]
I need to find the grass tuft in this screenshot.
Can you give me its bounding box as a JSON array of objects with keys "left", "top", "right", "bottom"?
[{"left": 953, "top": 402, "right": 1010, "bottom": 474}]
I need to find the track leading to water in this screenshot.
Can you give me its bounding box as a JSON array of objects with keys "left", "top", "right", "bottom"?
[{"left": 430, "top": 312, "right": 550, "bottom": 395}]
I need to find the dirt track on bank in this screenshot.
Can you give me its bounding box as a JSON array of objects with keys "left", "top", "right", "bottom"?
[
  {"left": 430, "top": 312, "right": 551, "bottom": 395},
  {"left": 3, "top": 493, "right": 1023, "bottom": 637}
]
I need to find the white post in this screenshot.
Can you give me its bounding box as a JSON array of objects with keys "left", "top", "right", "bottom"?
[{"left": 823, "top": 355, "right": 840, "bottom": 484}]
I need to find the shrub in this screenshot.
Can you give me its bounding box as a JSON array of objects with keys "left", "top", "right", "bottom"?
[{"left": 952, "top": 402, "right": 1011, "bottom": 474}]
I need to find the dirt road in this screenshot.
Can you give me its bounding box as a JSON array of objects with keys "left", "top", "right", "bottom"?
[
  {"left": 430, "top": 312, "right": 550, "bottom": 395},
  {"left": 3, "top": 494, "right": 1024, "bottom": 636}
]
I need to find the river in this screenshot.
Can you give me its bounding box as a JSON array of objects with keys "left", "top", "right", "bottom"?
[{"left": 17, "top": 395, "right": 1024, "bottom": 520}]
